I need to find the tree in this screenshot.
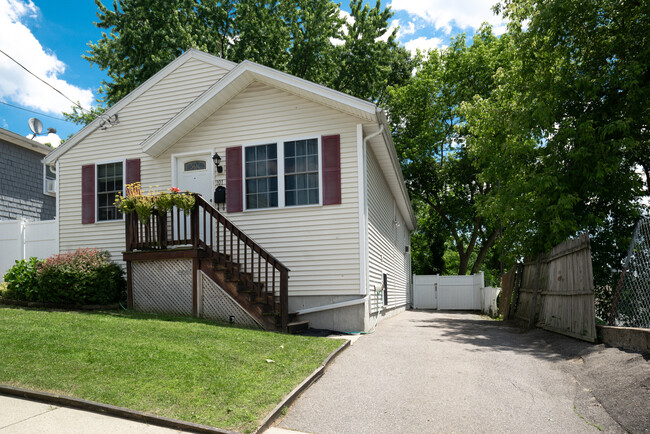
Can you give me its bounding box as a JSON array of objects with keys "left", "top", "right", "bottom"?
[
  {"left": 462, "top": 0, "right": 648, "bottom": 317},
  {"left": 69, "top": 0, "right": 412, "bottom": 124},
  {"left": 386, "top": 27, "right": 511, "bottom": 275}
]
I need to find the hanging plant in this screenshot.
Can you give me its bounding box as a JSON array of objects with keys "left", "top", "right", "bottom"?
[{"left": 114, "top": 183, "right": 195, "bottom": 224}]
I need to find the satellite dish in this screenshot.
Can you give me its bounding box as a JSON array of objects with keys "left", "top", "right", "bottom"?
[{"left": 28, "top": 118, "right": 43, "bottom": 138}]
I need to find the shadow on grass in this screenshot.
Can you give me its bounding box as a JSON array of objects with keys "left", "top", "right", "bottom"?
[
  {"left": 0, "top": 304, "right": 262, "bottom": 332},
  {"left": 407, "top": 309, "right": 594, "bottom": 362}
]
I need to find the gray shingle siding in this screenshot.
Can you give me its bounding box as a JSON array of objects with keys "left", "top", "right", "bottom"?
[{"left": 0, "top": 140, "right": 56, "bottom": 221}]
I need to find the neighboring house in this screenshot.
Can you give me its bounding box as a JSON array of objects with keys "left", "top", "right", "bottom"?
[
  {"left": 43, "top": 49, "right": 415, "bottom": 332},
  {"left": 0, "top": 127, "right": 56, "bottom": 221}
]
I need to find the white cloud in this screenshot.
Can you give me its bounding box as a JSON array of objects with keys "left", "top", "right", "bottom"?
[
  {"left": 403, "top": 36, "right": 445, "bottom": 55},
  {"left": 389, "top": 0, "right": 505, "bottom": 34},
  {"left": 331, "top": 9, "right": 355, "bottom": 46},
  {"left": 28, "top": 131, "right": 61, "bottom": 147},
  {"left": 0, "top": 0, "right": 94, "bottom": 115}
]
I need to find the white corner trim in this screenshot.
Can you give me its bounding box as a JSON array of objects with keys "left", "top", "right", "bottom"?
[{"left": 357, "top": 124, "right": 367, "bottom": 295}]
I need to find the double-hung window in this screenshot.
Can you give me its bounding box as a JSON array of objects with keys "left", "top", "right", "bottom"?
[
  {"left": 97, "top": 162, "right": 123, "bottom": 221},
  {"left": 284, "top": 138, "right": 319, "bottom": 206},
  {"left": 244, "top": 138, "right": 320, "bottom": 210},
  {"left": 245, "top": 144, "right": 278, "bottom": 209}
]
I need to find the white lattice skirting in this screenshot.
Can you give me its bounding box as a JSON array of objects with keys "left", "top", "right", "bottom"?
[
  {"left": 131, "top": 259, "right": 263, "bottom": 329},
  {"left": 199, "top": 271, "right": 262, "bottom": 329},
  {"left": 132, "top": 259, "right": 193, "bottom": 316}
]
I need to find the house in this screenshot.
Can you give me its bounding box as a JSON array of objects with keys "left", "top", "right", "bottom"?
[
  {"left": 0, "top": 127, "right": 56, "bottom": 221},
  {"left": 43, "top": 49, "right": 415, "bottom": 332}
]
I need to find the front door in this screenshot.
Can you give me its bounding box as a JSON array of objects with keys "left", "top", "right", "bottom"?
[
  {"left": 175, "top": 154, "right": 213, "bottom": 202},
  {"left": 175, "top": 154, "right": 213, "bottom": 243}
]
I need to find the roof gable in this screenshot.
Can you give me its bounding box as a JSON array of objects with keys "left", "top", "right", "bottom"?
[
  {"left": 44, "top": 49, "right": 236, "bottom": 164},
  {"left": 141, "top": 60, "right": 379, "bottom": 158}
]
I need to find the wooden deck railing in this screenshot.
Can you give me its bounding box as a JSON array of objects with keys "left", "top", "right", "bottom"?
[{"left": 125, "top": 194, "right": 289, "bottom": 331}]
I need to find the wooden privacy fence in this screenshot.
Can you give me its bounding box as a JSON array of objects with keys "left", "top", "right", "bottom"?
[{"left": 503, "top": 234, "right": 596, "bottom": 342}]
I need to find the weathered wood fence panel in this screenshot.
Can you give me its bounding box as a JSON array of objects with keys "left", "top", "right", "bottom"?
[{"left": 512, "top": 234, "right": 596, "bottom": 342}]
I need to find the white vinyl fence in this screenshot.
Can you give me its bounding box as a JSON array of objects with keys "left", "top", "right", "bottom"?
[
  {"left": 413, "top": 272, "right": 500, "bottom": 314},
  {"left": 0, "top": 219, "right": 58, "bottom": 279}
]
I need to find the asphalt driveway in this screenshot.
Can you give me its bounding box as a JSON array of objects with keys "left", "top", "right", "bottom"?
[{"left": 277, "top": 310, "right": 649, "bottom": 433}]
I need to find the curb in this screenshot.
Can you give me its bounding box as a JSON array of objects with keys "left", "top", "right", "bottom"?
[
  {"left": 0, "top": 385, "right": 237, "bottom": 434},
  {"left": 255, "top": 338, "right": 352, "bottom": 433}
]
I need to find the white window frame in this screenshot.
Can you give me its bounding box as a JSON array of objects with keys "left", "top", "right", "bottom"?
[
  {"left": 242, "top": 135, "right": 323, "bottom": 211},
  {"left": 95, "top": 159, "right": 126, "bottom": 223},
  {"left": 43, "top": 164, "right": 57, "bottom": 197}
]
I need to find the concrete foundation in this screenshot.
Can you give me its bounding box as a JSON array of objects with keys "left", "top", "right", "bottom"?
[{"left": 597, "top": 325, "right": 650, "bottom": 354}]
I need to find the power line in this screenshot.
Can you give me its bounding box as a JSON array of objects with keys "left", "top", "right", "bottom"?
[
  {"left": 0, "top": 100, "right": 71, "bottom": 122},
  {"left": 0, "top": 48, "right": 89, "bottom": 113}
]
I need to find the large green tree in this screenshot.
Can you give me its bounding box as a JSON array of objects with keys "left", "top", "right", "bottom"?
[
  {"left": 387, "top": 27, "right": 512, "bottom": 275},
  {"left": 462, "top": 0, "right": 648, "bottom": 317},
  {"left": 69, "top": 0, "right": 412, "bottom": 123}
]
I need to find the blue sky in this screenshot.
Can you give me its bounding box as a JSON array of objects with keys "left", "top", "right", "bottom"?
[{"left": 0, "top": 0, "right": 504, "bottom": 145}]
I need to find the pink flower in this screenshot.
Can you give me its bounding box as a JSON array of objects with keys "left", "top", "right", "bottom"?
[{"left": 171, "top": 187, "right": 181, "bottom": 193}]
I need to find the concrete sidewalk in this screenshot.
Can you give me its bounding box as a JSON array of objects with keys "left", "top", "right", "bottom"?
[
  {"left": 275, "top": 310, "right": 649, "bottom": 433},
  {"left": 0, "top": 395, "right": 186, "bottom": 433}
]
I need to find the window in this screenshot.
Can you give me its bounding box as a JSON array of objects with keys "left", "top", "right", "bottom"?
[
  {"left": 245, "top": 144, "right": 278, "bottom": 209},
  {"left": 285, "top": 139, "right": 319, "bottom": 206},
  {"left": 97, "top": 162, "right": 123, "bottom": 221},
  {"left": 184, "top": 160, "right": 206, "bottom": 171},
  {"left": 44, "top": 164, "right": 56, "bottom": 195},
  {"left": 242, "top": 137, "right": 321, "bottom": 210}
]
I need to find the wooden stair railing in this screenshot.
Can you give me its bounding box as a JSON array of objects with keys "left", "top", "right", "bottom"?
[{"left": 125, "top": 194, "right": 290, "bottom": 332}]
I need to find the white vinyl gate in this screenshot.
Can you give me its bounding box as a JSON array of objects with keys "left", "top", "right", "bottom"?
[
  {"left": 0, "top": 219, "right": 58, "bottom": 278},
  {"left": 413, "top": 273, "right": 484, "bottom": 310}
]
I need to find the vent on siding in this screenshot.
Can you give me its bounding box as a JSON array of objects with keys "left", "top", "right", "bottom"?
[{"left": 383, "top": 273, "right": 388, "bottom": 306}]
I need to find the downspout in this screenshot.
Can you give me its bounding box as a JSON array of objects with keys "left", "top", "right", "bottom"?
[{"left": 294, "top": 124, "right": 386, "bottom": 319}]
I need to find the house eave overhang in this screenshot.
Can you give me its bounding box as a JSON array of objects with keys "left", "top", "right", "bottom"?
[
  {"left": 0, "top": 127, "right": 53, "bottom": 156},
  {"left": 368, "top": 110, "right": 416, "bottom": 231},
  {"left": 141, "top": 60, "right": 379, "bottom": 158},
  {"left": 43, "top": 49, "right": 237, "bottom": 165}
]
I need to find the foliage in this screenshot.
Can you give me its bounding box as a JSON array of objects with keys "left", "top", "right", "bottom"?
[
  {"left": 410, "top": 200, "right": 445, "bottom": 275},
  {"left": 387, "top": 26, "right": 511, "bottom": 276},
  {"left": 458, "top": 0, "right": 647, "bottom": 314},
  {"left": 0, "top": 308, "right": 341, "bottom": 432},
  {"left": 37, "top": 249, "right": 125, "bottom": 305},
  {"left": 68, "top": 0, "right": 413, "bottom": 125},
  {"left": 114, "top": 183, "right": 196, "bottom": 223},
  {"left": 3, "top": 257, "right": 41, "bottom": 301},
  {"left": 2, "top": 249, "right": 124, "bottom": 305}
]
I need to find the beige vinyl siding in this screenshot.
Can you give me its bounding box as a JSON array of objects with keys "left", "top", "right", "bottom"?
[
  {"left": 367, "top": 146, "right": 409, "bottom": 313},
  {"left": 57, "top": 57, "right": 230, "bottom": 260},
  {"left": 160, "top": 81, "right": 362, "bottom": 296}
]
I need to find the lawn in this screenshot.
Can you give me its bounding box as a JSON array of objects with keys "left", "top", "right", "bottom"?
[{"left": 0, "top": 307, "right": 342, "bottom": 432}]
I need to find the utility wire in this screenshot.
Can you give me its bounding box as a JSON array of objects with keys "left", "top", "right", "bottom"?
[
  {"left": 0, "top": 100, "right": 70, "bottom": 122},
  {"left": 0, "top": 48, "right": 89, "bottom": 113}
]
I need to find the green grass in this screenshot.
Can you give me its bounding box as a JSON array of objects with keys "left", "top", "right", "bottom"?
[{"left": 0, "top": 307, "right": 341, "bottom": 433}]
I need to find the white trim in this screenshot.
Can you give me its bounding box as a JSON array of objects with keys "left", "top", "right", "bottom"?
[
  {"left": 295, "top": 295, "right": 368, "bottom": 316},
  {"left": 95, "top": 159, "right": 126, "bottom": 224},
  {"left": 241, "top": 135, "right": 323, "bottom": 212},
  {"left": 357, "top": 124, "right": 367, "bottom": 295},
  {"left": 55, "top": 160, "right": 60, "bottom": 252},
  {"left": 44, "top": 49, "right": 236, "bottom": 164},
  {"left": 43, "top": 164, "right": 56, "bottom": 197}
]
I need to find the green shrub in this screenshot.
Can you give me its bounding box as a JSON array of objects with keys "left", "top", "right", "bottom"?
[
  {"left": 3, "top": 257, "right": 41, "bottom": 301},
  {"left": 2, "top": 249, "right": 125, "bottom": 305},
  {"left": 37, "top": 249, "right": 125, "bottom": 304}
]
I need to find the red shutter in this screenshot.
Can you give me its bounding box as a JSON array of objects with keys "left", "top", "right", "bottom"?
[
  {"left": 125, "top": 158, "right": 141, "bottom": 194},
  {"left": 322, "top": 134, "right": 341, "bottom": 205},
  {"left": 81, "top": 164, "right": 95, "bottom": 224},
  {"left": 226, "top": 146, "right": 243, "bottom": 212}
]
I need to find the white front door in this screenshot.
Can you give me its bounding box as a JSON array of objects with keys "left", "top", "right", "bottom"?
[{"left": 175, "top": 154, "right": 213, "bottom": 202}]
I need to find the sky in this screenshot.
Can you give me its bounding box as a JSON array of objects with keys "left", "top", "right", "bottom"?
[{"left": 0, "top": 0, "right": 505, "bottom": 145}]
